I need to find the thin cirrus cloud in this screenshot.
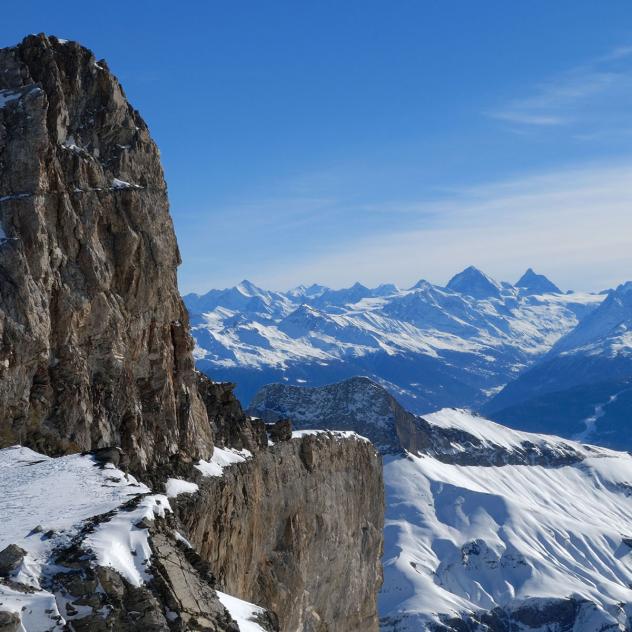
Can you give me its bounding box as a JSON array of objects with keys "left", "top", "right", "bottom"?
[
  {"left": 260, "top": 160, "right": 632, "bottom": 293},
  {"left": 489, "top": 45, "right": 632, "bottom": 130}
]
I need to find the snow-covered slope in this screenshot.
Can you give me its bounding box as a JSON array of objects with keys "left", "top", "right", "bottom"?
[
  {"left": 549, "top": 281, "right": 632, "bottom": 359},
  {"left": 0, "top": 446, "right": 268, "bottom": 632},
  {"left": 486, "top": 282, "right": 632, "bottom": 450},
  {"left": 381, "top": 409, "right": 632, "bottom": 631},
  {"left": 185, "top": 268, "right": 603, "bottom": 411}
]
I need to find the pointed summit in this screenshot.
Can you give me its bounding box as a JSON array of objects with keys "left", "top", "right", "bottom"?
[
  {"left": 235, "top": 279, "right": 265, "bottom": 296},
  {"left": 410, "top": 278, "right": 432, "bottom": 291},
  {"left": 515, "top": 269, "right": 561, "bottom": 295},
  {"left": 446, "top": 266, "right": 502, "bottom": 299}
]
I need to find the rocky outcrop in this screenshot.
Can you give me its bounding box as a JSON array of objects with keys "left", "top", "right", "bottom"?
[
  {"left": 249, "top": 377, "right": 586, "bottom": 467},
  {"left": 46, "top": 513, "right": 272, "bottom": 632},
  {"left": 0, "top": 34, "right": 213, "bottom": 472},
  {"left": 174, "top": 433, "right": 384, "bottom": 632},
  {"left": 0, "top": 545, "right": 26, "bottom": 577},
  {"left": 0, "top": 611, "right": 20, "bottom": 632},
  {"left": 426, "top": 596, "right": 615, "bottom": 632},
  {"left": 249, "top": 376, "right": 429, "bottom": 455},
  {"left": 197, "top": 375, "right": 267, "bottom": 453}
]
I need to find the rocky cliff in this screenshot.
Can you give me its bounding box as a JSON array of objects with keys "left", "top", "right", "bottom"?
[
  {"left": 249, "top": 376, "right": 429, "bottom": 455},
  {"left": 0, "top": 35, "right": 384, "bottom": 631},
  {"left": 174, "top": 432, "right": 384, "bottom": 632},
  {"left": 249, "top": 377, "right": 585, "bottom": 466},
  {"left": 249, "top": 378, "right": 632, "bottom": 630},
  {"left": 0, "top": 34, "right": 212, "bottom": 473}
]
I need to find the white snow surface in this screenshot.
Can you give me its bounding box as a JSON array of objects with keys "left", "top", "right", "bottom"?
[
  {"left": 423, "top": 408, "right": 582, "bottom": 454},
  {"left": 291, "top": 429, "right": 371, "bottom": 442},
  {"left": 195, "top": 446, "right": 252, "bottom": 477},
  {"left": 111, "top": 178, "right": 142, "bottom": 190},
  {"left": 165, "top": 478, "right": 199, "bottom": 497},
  {"left": 380, "top": 409, "right": 632, "bottom": 629},
  {"left": 0, "top": 446, "right": 162, "bottom": 629},
  {"left": 84, "top": 493, "right": 171, "bottom": 587},
  {"left": 217, "top": 591, "right": 268, "bottom": 632},
  {"left": 548, "top": 281, "right": 632, "bottom": 360},
  {"left": 0, "top": 445, "right": 275, "bottom": 631}
]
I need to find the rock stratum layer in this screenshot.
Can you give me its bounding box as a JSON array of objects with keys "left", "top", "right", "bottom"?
[{"left": 0, "top": 34, "right": 213, "bottom": 472}]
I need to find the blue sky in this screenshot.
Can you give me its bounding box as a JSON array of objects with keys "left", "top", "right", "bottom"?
[{"left": 4, "top": 1, "right": 632, "bottom": 292}]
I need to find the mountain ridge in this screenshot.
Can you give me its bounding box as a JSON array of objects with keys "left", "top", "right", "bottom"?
[
  {"left": 184, "top": 267, "right": 604, "bottom": 411},
  {"left": 485, "top": 280, "right": 632, "bottom": 448}
]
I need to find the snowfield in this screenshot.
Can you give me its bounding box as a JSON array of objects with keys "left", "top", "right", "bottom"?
[
  {"left": 380, "top": 409, "right": 632, "bottom": 630},
  {"left": 0, "top": 446, "right": 268, "bottom": 631}
]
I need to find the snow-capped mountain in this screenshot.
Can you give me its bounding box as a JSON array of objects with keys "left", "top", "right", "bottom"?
[
  {"left": 250, "top": 377, "right": 632, "bottom": 631},
  {"left": 381, "top": 412, "right": 632, "bottom": 631},
  {"left": 486, "top": 281, "right": 632, "bottom": 450},
  {"left": 515, "top": 267, "right": 562, "bottom": 295},
  {"left": 185, "top": 279, "right": 295, "bottom": 320},
  {"left": 184, "top": 268, "right": 603, "bottom": 411},
  {"left": 445, "top": 265, "right": 503, "bottom": 299}
]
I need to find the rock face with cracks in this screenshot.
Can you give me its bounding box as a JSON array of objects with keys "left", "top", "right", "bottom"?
[
  {"left": 0, "top": 34, "right": 213, "bottom": 473},
  {"left": 175, "top": 432, "right": 384, "bottom": 632}
]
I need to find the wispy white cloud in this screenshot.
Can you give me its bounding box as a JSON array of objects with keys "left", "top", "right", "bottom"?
[
  {"left": 258, "top": 161, "right": 632, "bottom": 292},
  {"left": 489, "top": 44, "right": 632, "bottom": 131},
  {"left": 491, "top": 112, "right": 569, "bottom": 126},
  {"left": 599, "top": 45, "right": 632, "bottom": 62}
]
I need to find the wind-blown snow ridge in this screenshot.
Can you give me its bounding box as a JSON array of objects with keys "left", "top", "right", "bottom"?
[
  {"left": 291, "top": 429, "right": 371, "bottom": 442},
  {"left": 424, "top": 407, "right": 586, "bottom": 455}
]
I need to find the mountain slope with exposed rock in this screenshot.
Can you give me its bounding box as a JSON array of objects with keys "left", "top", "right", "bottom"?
[
  {"left": 251, "top": 377, "right": 632, "bottom": 631},
  {"left": 485, "top": 281, "right": 632, "bottom": 450},
  {"left": 0, "top": 34, "right": 384, "bottom": 632}
]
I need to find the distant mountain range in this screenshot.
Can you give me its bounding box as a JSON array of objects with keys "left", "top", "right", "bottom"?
[
  {"left": 249, "top": 377, "right": 632, "bottom": 630},
  {"left": 184, "top": 266, "right": 606, "bottom": 413},
  {"left": 483, "top": 280, "right": 632, "bottom": 449}
]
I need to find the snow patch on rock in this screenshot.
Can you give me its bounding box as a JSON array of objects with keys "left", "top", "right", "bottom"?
[
  {"left": 165, "top": 478, "right": 199, "bottom": 497},
  {"left": 195, "top": 447, "right": 252, "bottom": 477},
  {"left": 217, "top": 591, "right": 268, "bottom": 632}
]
